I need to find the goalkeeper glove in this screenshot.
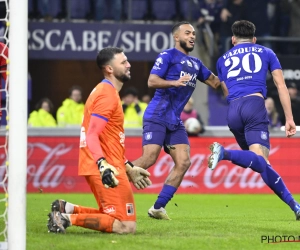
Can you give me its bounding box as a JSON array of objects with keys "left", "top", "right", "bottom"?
[
  {"left": 125, "top": 160, "right": 152, "bottom": 190},
  {"left": 97, "top": 157, "right": 119, "bottom": 188}
]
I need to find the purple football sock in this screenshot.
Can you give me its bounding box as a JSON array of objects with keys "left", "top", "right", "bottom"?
[
  {"left": 261, "top": 164, "right": 296, "bottom": 210},
  {"left": 154, "top": 184, "right": 177, "bottom": 209},
  {"left": 223, "top": 150, "right": 267, "bottom": 173}
]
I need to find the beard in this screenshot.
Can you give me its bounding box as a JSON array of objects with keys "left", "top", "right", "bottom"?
[
  {"left": 179, "top": 40, "right": 194, "bottom": 52},
  {"left": 115, "top": 71, "right": 131, "bottom": 82}
]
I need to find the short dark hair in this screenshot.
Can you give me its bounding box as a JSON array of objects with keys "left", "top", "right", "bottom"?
[
  {"left": 96, "top": 47, "right": 124, "bottom": 69},
  {"left": 123, "top": 87, "right": 138, "bottom": 97},
  {"left": 232, "top": 20, "right": 256, "bottom": 39},
  {"left": 68, "top": 85, "right": 83, "bottom": 97},
  {"left": 287, "top": 82, "right": 297, "bottom": 89},
  {"left": 172, "top": 21, "right": 191, "bottom": 34},
  {"left": 35, "top": 97, "right": 54, "bottom": 113}
]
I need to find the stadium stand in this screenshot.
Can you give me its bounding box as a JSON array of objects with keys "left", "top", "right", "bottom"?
[{"left": 28, "top": 0, "right": 199, "bottom": 21}]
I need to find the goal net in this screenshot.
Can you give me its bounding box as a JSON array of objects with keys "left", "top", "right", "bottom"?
[{"left": 0, "top": 0, "right": 10, "bottom": 248}]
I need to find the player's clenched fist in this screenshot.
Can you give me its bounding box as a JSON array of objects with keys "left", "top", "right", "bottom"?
[
  {"left": 125, "top": 161, "right": 152, "bottom": 190},
  {"left": 97, "top": 157, "right": 119, "bottom": 188},
  {"left": 285, "top": 120, "right": 296, "bottom": 138}
]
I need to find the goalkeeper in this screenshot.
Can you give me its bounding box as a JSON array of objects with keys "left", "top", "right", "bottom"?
[{"left": 47, "top": 47, "right": 151, "bottom": 234}]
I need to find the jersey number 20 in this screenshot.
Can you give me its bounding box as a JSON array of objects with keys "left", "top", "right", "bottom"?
[{"left": 225, "top": 53, "right": 262, "bottom": 79}]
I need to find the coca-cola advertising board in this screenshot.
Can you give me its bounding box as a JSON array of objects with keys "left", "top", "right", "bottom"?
[{"left": 0, "top": 136, "right": 299, "bottom": 193}]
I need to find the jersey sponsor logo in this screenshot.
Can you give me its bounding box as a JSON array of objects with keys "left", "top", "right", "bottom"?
[
  {"left": 180, "top": 71, "right": 197, "bottom": 81},
  {"left": 179, "top": 71, "right": 197, "bottom": 88},
  {"left": 186, "top": 81, "right": 196, "bottom": 88},
  {"left": 145, "top": 132, "right": 152, "bottom": 140},
  {"left": 261, "top": 131, "right": 268, "bottom": 140},
  {"left": 103, "top": 205, "right": 116, "bottom": 214},
  {"left": 223, "top": 47, "right": 263, "bottom": 60},
  {"left": 153, "top": 66, "right": 161, "bottom": 70},
  {"left": 119, "top": 132, "right": 125, "bottom": 147},
  {"left": 126, "top": 203, "right": 134, "bottom": 216},
  {"left": 187, "top": 60, "right": 192, "bottom": 67},
  {"left": 79, "top": 127, "right": 86, "bottom": 148},
  {"left": 155, "top": 57, "right": 163, "bottom": 66}
]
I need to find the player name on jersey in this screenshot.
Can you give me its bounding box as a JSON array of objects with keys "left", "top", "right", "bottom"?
[{"left": 223, "top": 46, "right": 263, "bottom": 59}]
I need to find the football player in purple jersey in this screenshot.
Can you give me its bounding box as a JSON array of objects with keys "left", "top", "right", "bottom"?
[
  {"left": 132, "top": 21, "right": 220, "bottom": 219},
  {"left": 209, "top": 20, "right": 300, "bottom": 220}
]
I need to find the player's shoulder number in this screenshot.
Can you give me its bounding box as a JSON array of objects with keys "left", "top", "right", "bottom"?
[{"left": 224, "top": 52, "right": 262, "bottom": 79}]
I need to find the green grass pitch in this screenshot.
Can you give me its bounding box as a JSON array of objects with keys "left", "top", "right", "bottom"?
[{"left": 4, "top": 193, "right": 300, "bottom": 249}]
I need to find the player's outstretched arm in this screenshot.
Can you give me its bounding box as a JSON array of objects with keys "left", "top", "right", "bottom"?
[
  {"left": 272, "top": 69, "right": 296, "bottom": 137},
  {"left": 148, "top": 74, "right": 191, "bottom": 88},
  {"left": 204, "top": 74, "right": 221, "bottom": 89},
  {"left": 125, "top": 160, "right": 152, "bottom": 190}
]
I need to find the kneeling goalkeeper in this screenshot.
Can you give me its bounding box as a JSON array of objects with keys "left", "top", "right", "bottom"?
[{"left": 47, "top": 47, "right": 151, "bottom": 234}]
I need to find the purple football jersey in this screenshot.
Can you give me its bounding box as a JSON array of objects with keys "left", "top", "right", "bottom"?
[
  {"left": 144, "top": 48, "right": 211, "bottom": 125},
  {"left": 216, "top": 43, "right": 281, "bottom": 103}
]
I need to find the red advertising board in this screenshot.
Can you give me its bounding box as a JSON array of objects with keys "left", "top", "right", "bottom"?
[{"left": 0, "top": 136, "right": 299, "bottom": 193}]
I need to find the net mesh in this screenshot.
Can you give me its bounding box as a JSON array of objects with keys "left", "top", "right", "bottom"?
[{"left": 0, "top": 0, "right": 9, "bottom": 246}]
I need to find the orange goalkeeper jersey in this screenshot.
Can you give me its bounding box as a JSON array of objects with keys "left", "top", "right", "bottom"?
[{"left": 78, "top": 79, "right": 125, "bottom": 176}]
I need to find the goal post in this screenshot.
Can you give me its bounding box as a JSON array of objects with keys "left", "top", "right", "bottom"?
[{"left": 7, "top": 0, "right": 28, "bottom": 249}]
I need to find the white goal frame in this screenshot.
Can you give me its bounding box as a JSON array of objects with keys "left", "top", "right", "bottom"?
[{"left": 7, "top": 0, "right": 28, "bottom": 249}]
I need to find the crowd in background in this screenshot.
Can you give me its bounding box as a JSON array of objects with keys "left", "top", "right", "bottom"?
[
  {"left": 27, "top": 85, "right": 206, "bottom": 136},
  {"left": 27, "top": 0, "right": 300, "bottom": 68},
  {"left": 28, "top": 85, "right": 85, "bottom": 128},
  {"left": 196, "top": 0, "right": 300, "bottom": 58},
  {"left": 26, "top": 86, "right": 207, "bottom": 138},
  {"left": 25, "top": 0, "right": 300, "bottom": 131},
  {"left": 28, "top": 0, "right": 300, "bottom": 55},
  {"left": 25, "top": 81, "right": 300, "bottom": 133}
]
